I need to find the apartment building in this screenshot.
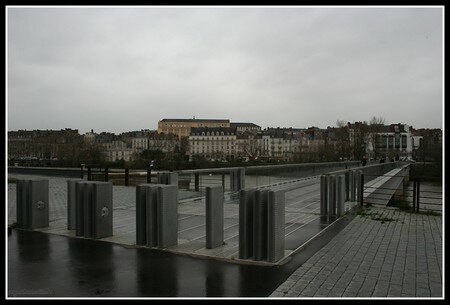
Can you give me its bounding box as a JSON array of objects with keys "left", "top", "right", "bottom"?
[
  {"left": 188, "top": 127, "right": 237, "bottom": 161},
  {"left": 158, "top": 118, "right": 230, "bottom": 139}
]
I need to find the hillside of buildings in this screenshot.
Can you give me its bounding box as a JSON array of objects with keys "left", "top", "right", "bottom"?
[{"left": 8, "top": 118, "right": 442, "bottom": 176}]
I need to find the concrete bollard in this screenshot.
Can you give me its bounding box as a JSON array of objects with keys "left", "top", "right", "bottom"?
[
  {"left": 350, "top": 171, "right": 356, "bottom": 202},
  {"left": 136, "top": 184, "right": 151, "bottom": 246},
  {"left": 75, "top": 181, "right": 95, "bottom": 237},
  {"left": 157, "top": 172, "right": 178, "bottom": 186},
  {"left": 253, "top": 189, "right": 269, "bottom": 261},
  {"left": 136, "top": 183, "right": 178, "bottom": 248},
  {"left": 67, "top": 179, "right": 82, "bottom": 230},
  {"left": 239, "top": 189, "right": 256, "bottom": 259},
  {"left": 320, "top": 175, "right": 328, "bottom": 216},
  {"left": 157, "top": 185, "right": 178, "bottom": 248},
  {"left": 336, "top": 175, "right": 346, "bottom": 217},
  {"left": 16, "top": 179, "right": 49, "bottom": 230},
  {"left": 75, "top": 181, "right": 113, "bottom": 239},
  {"left": 267, "top": 190, "right": 285, "bottom": 263},
  {"left": 91, "top": 182, "right": 113, "bottom": 239},
  {"left": 327, "top": 175, "right": 336, "bottom": 218},
  {"left": 145, "top": 185, "right": 159, "bottom": 247},
  {"left": 205, "top": 186, "right": 224, "bottom": 249}
]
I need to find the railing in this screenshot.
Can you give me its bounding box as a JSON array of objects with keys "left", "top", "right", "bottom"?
[
  {"left": 84, "top": 161, "right": 361, "bottom": 197},
  {"left": 361, "top": 173, "right": 442, "bottom": 213}
]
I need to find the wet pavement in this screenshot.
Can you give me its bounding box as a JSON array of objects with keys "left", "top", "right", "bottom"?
[{"left": 8, "top": 212, "right": 355, "bottom": 297}]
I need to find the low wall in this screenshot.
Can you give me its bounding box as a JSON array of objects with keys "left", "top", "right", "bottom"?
[{"left": 8, "top": 166, "right": 83, "bottom": 178}]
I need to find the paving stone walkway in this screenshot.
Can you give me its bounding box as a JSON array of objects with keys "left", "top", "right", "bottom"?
[{"left": 270, "top": 206, "right": 443, "bottom": 298}]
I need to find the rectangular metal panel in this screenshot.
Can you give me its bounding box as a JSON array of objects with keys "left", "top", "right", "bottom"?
[
  {"left": 253, "top": 189, "right": 269, "bottom": 261},
  {"left": 320, "top": 175, "right": 328, "bottom": 216},
  {"left": 157, "top": 172, "right": 168, "bottom": 184},
  {"left": 239, "top": 168, "right": 246, "bottom": 190},
  {"left": 16, "top": 180, "right": 29, "bottom": 227},
  {"left": 327, "top": 175, "right": 336, "bottom": 217},
  {"left": 336, "top": 175, "right": 345, "bottom": 217},
  {"left": 28, "top": 180, "right": 49, "bottom": 229},
  {"left": 83, "top": 183, "right": 94, "bottom": 238},
  {"left": 350, "top": 171, "right": 356, "bottom": 202},
  {"left": 136, "top": 184, "right": 148, "bottom": 245},
  {"left": 145, "top": 185, "right": 159, "bottom": 247},
  {"left": 238, "top": 189, "right": 255, "bottom": 259},
  {"left": 67, "top": 179, "right": 82, "bottom": 230},
  {"left": 267, "top": 190, "right": 285, "bottom": 263},
  {"left": 92, "top": 182, "right": 113, "bottom": 239},
  {"left": 206, "top": 186, "right": 224, "bottom": 249},
  {"left": 168, "top": 172, "right": 179, "bottom": 186},
  {"left": 75, "top": 181, "right": 95, "bottom": 236},
  {"left": 157, "top": 185, "right": 178, "bottom": 248}
]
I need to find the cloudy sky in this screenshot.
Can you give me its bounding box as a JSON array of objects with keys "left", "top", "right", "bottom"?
[{"left": 7, "top": 6, "right": 443, "bottom": 134}]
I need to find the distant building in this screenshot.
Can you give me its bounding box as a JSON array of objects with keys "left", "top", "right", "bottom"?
[
  {"left": 103, "top": 140, "right": 134, "bottom": 162},
  {"left": 158, "top": 118, "right": 230, "bottom": 139},
  {"left": 230, "top": 122, "right": 261, "bottom": 134},
  {"left": 188, "top": 127, "right": 237, "bottom": 161},
  {"left": 8, "top": 128, "right": 81, "bottom": 160},
  {"left": 373, "top": 123, "right": 412, "bottom": 160}
]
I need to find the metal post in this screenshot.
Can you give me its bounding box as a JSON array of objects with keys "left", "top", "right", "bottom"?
[
  {"left": 336, "top": 175, "right": 345, "bottom": 217},
  {"left": 87, "top": 166, "right": 92, "bottom": 181},
  {"left": 360, "top": 174, "right": 364, "bottom": 207},
  {"left": 320, "top": 175, "right": 328, "bottom": 216},
  {"left": 239, "top": 189, "right": 256, "bottom": 259},
  {"left": 416, "top": 178, "right": 420, "bottom": 212},
  {"left": 194, "top": 173, "right": 200, "bottom": 192},
  {"left": 206, "top": 186, "right": 224, "bottom": 249},
  {"left": 413, "top": 179, "right": 417, "bottom": 212},
  {"left": 125, "top": 168, "right": 129, "bottom": 186},
  {"left": 147, "top": 169, "right": 151, "bottom": 183},
  {"left": 80, "top": 165, "right": 84, "bottom": 179},
  {"left": 222, "top": 174, "right": 225, "bottom": 190},
  {"left": 104, "top": 168, "right": 109, "bottom": 182},
  {"left": 267, "top": 190, "right": 285, "bottom": 263},
  {"left": 253, "top": 190, "right": 269, "bottom": 261}
]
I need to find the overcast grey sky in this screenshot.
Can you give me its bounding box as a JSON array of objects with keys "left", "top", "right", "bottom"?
[{"left": 7, "top": 6, "right": 443, "bottom": 134}]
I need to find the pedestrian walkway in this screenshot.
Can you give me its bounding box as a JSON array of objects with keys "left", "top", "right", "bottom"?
[{"left": 270, "top": 206, "right": 443, "bottom": 298}]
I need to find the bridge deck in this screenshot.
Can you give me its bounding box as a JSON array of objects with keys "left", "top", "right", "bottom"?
[
  {"left": 364, "top": 166, "right": 408, "bottom": 206},
  {"left": 8, "top": 174, "right": 359, "bottom": 266}
]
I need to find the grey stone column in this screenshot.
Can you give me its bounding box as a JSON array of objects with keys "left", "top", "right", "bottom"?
[
  {"left": 267, "top": 190, "right": 285, "bottom": 263},
  {"left": 16, "top": 180, "right": 49, "bottom": 229},
  {"left": 320, "top": 175, "right": 328, "bottom": 216},
  {"left": 67, "top": 179, "right": 82, "bottom": 230},
  {"left": 205, "top": 186, "right": 224, "bottom": 249},
  {"left": 253, "top": 189, "right": 269, "bottom": 261},
  {"left": 336, "top": 175, "right": 346, "bottom": 217},
  {"left": 239, "top": 188, "right": 256, "bottom": 259},
  {"left": 157, "top": 185, "right": 178, "bottom": 248}
]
